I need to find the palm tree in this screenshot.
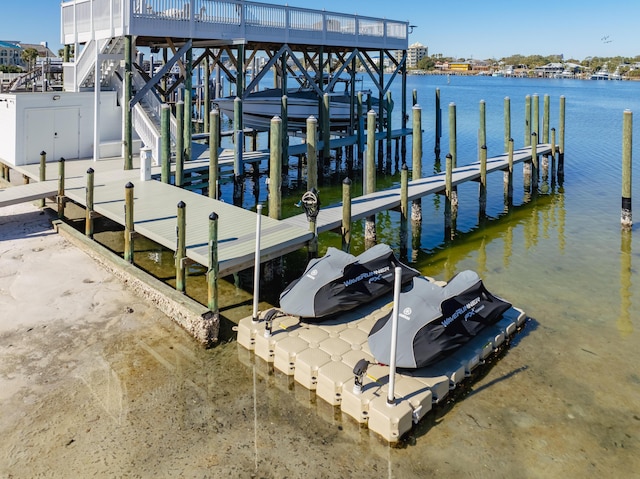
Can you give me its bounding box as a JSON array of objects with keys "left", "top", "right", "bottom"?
[{"left": 21, "top": 47, "right": 39, "bottom": 72}]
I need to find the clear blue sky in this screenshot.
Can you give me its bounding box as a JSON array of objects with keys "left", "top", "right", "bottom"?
[{"left": 3, "top": 0, "right": 639, "bottom": 60}]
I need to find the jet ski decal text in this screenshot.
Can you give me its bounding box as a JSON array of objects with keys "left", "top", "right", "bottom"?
[
  {"left": 441, "top": 296, "right": 481, "bottom": 328},
  {"left": 343, "top": 266, "right": 391, "bottom": 287}
]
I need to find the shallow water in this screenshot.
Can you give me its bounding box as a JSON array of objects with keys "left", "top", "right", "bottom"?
[{"left": 2, "top": 76, "right": 639, "bottom": 478}]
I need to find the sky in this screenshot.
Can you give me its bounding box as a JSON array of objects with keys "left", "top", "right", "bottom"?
[{"left": 3, "top": 0, "right": 639, "bottom": 61}]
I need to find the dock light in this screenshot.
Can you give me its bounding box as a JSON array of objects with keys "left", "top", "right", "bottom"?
[{"left": 353, "top": 359, "right": 369, "bottom": 394}]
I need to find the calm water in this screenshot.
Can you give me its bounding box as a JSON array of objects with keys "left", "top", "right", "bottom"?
[{"left": 34, "top": 76, "right": 640, "bottom": 477}]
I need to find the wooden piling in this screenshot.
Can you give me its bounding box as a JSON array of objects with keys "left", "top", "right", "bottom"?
[
  {"left": 57, "top": 158, "right": 65, "bottom": 219},
  {"left": 445, "top": 153, "right": 453, "bottom": 239},
  {"left": 323, "top": 93, "right": 331, "bottom": 163},
  {"left": 124, "top": 36, "right": 133, "bottom": 170},
  {"left": 85, "top": 168, "right": 94, "bottom": 238},
  {"left": 524, "top": 95, "right": 531, "bottom": 147},
  {"left": 412, "top": 89, "right": 417, "bottom": 106},
  {"left": 532, "top": 94, "right": 539, "bottom": 143},
  {"left": 412, "top": 104, "right": 423, "bottom": 222},
  {"left": 203, "top": 55, "right": 210, "bottom": 133},
  {"left": 176, "top": 100, "right": 185, "bottom": 187},
  {"left": 184, "top": 46, "right": 193, "bottom": 163},
  {"left": 207, "top": 212, "right": 219, "bottom": 313},
  {"left": 543, "top": 94, "right": 550, "bottom": 144},
  {"left": 435, "top": 88, "right": 441, "bottom": 158},
  {"left": 504, "top": 138, "right": 514, "bottom": 206},
  {"left": 559, "top": 96, "right": 566, "bottom": 181},
  {"left": 209, "top": 109, "right": 220, "bottom": 199},
  {"left": 281, "top": 95, "right": 289, "bottom": 173},
  {"left": 365, "top": 109, "right": 377, "bottom": 247},
  {"left": 504, "top": 97, "right": 511, "bottom": 152},
  {"left": 176, "top": 201, "right": 186, "bottom": 293},
  {"left": 531, "top": 132, "right": 539, "bottom": 191},
  {"left": 234, "top": 97, "right": 243, "bottom": 177},
  {"left": 39, "top": 151, "right": 46, "bottom": 208},
  {"left": 161, "top": 104, "right": 171, "bottom": 184},
  {"left": 269, "top": 116, "right": 282, "bottom": 220},
  {"left": 124, "top": 182, "right": 134, "bottom": 263},
  {"left": 622, "top": 109, "right": 633, "bottom": 229},
  {"left": 480, "top": 145, "right": 487, "bottom": 216},
  {"left": 449, "top": 103, "right": 457, "bottom": 168},
  {"left": 357, "top": 92, "right": 364, "bottom": 165},
  {"left": 341, "top": 177, "right": 352, "bottom": 253},
  {"left": 479, "top": 100, "right": 486, "bottom": 161},
  {"left": 551, "top": 128, "right": 557, "bottom": 185},
  {"left": 307, "top": 116, "right": 318, "bottom": 192},
  {"left": 400, "top": 164, "right": 409, "bottom": 257},
  {"left": 386, "top": 91, "right": 393, "bottom": 160}
]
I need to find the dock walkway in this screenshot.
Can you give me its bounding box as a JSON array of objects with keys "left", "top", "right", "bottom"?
[
  {"left": 282, "top": 144, "right": 554, "bottom": 233},
  {"left": 1, "top": 156, "right": 312, "bottom": 277}
]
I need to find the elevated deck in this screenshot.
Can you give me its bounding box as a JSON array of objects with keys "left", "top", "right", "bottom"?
[{"left": 61, "top": 0, "right": 409, "bottom": 51}]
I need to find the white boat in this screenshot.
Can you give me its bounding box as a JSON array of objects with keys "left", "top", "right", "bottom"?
[{"left": 214, "top": 76, "right": 380, "bottom": 132}]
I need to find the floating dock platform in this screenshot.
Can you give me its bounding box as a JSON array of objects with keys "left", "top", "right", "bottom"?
[{"left": 236, "top": 281, "right": 527, "bottom": 443}]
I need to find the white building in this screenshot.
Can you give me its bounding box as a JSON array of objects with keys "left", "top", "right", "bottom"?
[{"left": 407, "top": 42, "right": 428, "bottom": 68}]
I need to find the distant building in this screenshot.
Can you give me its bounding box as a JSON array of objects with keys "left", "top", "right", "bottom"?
[
  {"left": 0, "top": 41, "right": 22, "bottom": 67},
  {"left": 19, "top": 42, "right": 57, "bottom": 61},
  {"left": 406, "top": 42, "right": 428, "bottom": 68},
  {"left": 448, "top": 61, "right": 472, "bottom": 71}
]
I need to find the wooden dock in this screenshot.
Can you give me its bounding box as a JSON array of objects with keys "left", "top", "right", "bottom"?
[{"left": 282, "top": 144, "right": 556, "bottom": 233}]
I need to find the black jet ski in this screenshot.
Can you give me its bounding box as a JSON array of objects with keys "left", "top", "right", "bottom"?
[
  {"left": 367, "top": 271, "right": 512, "bottom": 368},
  {"left": 278, "top": 244, "right": 419, "bottom": 321}
]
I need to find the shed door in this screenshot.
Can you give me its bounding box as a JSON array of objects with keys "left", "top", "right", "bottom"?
[{"left": 25, "top": 107, "right": 80, "bottom": 164}]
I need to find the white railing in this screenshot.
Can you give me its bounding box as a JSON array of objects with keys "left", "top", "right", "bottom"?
[{"left": 61, "top": 0, "right": 408, "bottom": 49}]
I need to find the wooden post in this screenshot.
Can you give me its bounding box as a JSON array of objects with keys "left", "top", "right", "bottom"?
[
  {"left": 175, "top": 100, "right": 184, "bottom": 187},
  {"left": 365, "top": 109, "right": 377, "bottom": 248},
  {"left": 532, "top": 94, "right": 539, "bottom": 143},
  {"left": 524, "top": 95, "right": 531, "bottom": 147},
  {"left": 124, "top": 36, "right": 133, "bottom": 170},
  {"left": 322, "top": 93, "right": 331, "bottom": 165},
  {"left": 622, "top": 110, "right": 633, "bottom": 229},
  {"left": 504, "top": 138, "right": 514, "bottom": 206},
  {"left": 543, "top": 94, "right": 550, "bottom": 144},
  {"left": 559, "top": 95, "right": 566, "bottom": 181},
  {"left": 203, "top": 55, "right": 210, "bottom": 133},
  {"left": 341, "top": 177, "right": 351, "bottom": 253},
  {"left": 412, "top": 104, "right": 422, "bottom": 223},
  {"left": 269, "top": 116, "right": 282, "bottom": 220},
  {"left": 386, "top": 91, "right": 393, "bottom": 160},
  {"left": 445, "top": 153, "right": 453, "bottom": 240},
  {"left": 161, "top": 104, "right": 171, "bottom": 184},
  {"left": 551, "top": 128, "right": 557, "bottom": 186},
  {"left": 479, "top": 145, "right": 487, "bottom": 217},
  {"left": 449, "top": 102, "right": 457, "bottom": 168},
  {"left": 124, "top": 182, "right": 134, "bottom": 263},
  {"left": 504, "top": 97, "right": 511, "bottom": 152},
  {"left": 357, "top": 91, "right": 364, "bottom": 165},
  {"left": 479, "top": 100, "right": 486, "bottom": 162},
  {"left": 85, "top": 168, "right": 94, "bottom": 238},
  {"left": 39, "top": 150, "right": 46, "bottom": 208},
  {"left": 207, "top": 212, "right": 219, "bottom": 313},
  {"left": 307, "top": 116, "right": 318, "bottom": 192},
  {"left": 531, "top": 132, "right": 539, "bottom": 191},
  {"left": 184, "top": 46, "right": 193, "bottom": 163},
  {"left": 435, "top": 88, "right": 441, "bottom": 159},
  {"left": 176, "top": 201, "right": 186, "bottom": 293},
  {"left": 233, "top": 97, "right": 242, "bottom": 178},
  {"left": 400, "top": 164, "right": 408, "bottom": 258},
  {"left": 57, "top": 158, "right": 65, "bottom": 219},
  {"left": 209, "top": 109, "right": 220, "bottom": 199},
  {"left": 281, "top": 95, "right": 289, "bottom": 174},
  {"left": 412, "top": 89, "right": 417, "bottom": 106}
]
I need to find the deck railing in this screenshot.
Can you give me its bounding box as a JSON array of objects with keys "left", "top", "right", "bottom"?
[{"left": 61, "top": 0, "right": 408, "bottom": 50}]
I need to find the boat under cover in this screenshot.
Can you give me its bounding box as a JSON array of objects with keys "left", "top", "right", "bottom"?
[
  {"left": 278, "top": 244, "right": 419, "bottom": 321},
  {"left": 368, "top": 271, "right": 512, "bottom": 369}
]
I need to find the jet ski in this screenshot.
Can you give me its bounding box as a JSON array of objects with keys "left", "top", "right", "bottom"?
[
  {"left": 278, "top": 244, "right": 419, "bottom": 321},
  {"left": 367, "top": 270, "right": 512, "bottom": 368}
]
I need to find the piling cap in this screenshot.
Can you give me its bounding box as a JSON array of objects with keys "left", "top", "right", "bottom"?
[
  {"left": 342, "top": 177, "right": 352, "bottom": 185},
  {"left": 87, "top": 167, "right": 94, "bottom": 174},
  {"left": 178, "top": 200, "right": 186, "bottom": 208},
  {"left": 125, "top": 181, "right": 134, "bottom": 189},
  {"left": 209, "top": 212, "right": 218, "bottom": 221},
  {"left": 40, "top": 150, "right": 46, "bottom": 156}
]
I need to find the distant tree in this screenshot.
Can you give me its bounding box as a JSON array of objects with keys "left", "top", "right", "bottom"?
[
  {"left": 21, "top": 47, "right": 39, "bottom": 71},
  {"left": 0, "top": 65, "right": 22, "bottom": 73},
  {"left": 416, "top": 56, "right": 436, "bottom": 70}
]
